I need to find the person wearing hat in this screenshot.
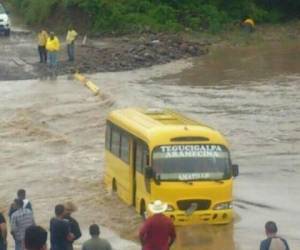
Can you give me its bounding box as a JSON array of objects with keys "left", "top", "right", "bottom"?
[
  {"left": 63, "top": 202, "right": 81, "bottom": 250},
  {"left": 139, "top": 200, "right": 176, "bottom": 250}
]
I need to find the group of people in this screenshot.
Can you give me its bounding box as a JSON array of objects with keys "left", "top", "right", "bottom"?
[
  {"left": 37, "top": 27, "right": 78, "bottom": 68},
  {"left": 0, "top": 191, "right": 290, "bottom": 250},
  {"left": 0, "top": 189, "right": 112, "bottom": 250},
  {"left": 139, "top": 200, "right": 290, "bottom": 250}
]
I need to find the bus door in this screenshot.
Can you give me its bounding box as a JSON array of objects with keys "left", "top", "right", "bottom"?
[
  {"left": 132, "top": 141, "right": 137, "bottom": 206},
  {"left": 134, "top": 141, "right": 150, "bottom": 208}
]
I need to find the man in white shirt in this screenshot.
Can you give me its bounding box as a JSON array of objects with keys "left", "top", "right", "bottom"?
[
  {"left": 11, "top": 199, "right": 35, "bottom": 250},
  {"left": 259, "top": 221, "right": 289, "bottom": 250}
]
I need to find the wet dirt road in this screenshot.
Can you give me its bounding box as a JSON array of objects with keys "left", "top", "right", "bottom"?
[{"left": 1, "top": 34, "right": 300, "bottom": 250}]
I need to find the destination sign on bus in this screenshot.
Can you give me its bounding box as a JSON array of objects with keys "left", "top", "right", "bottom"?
[{"left": 156, "top": 145, "right": 224, "bottom": 159}]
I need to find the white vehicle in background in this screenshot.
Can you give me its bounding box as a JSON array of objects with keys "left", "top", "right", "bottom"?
[{"left": 0, "top": 3, "right": 10, "bottom": 36}]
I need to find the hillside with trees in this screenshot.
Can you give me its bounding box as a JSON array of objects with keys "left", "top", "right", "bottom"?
[{"left": 8, "top": 0, "right": 300, "bottom": 33}]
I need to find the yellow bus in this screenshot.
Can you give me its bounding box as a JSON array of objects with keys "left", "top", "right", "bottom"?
[{"left": 104, "top": 108, "right": 239, "bottom": 225}]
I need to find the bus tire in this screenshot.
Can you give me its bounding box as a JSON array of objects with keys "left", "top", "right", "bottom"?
[
  {"left": 140, "top": 200, "right": 146, "bottom": 220},
  {"left": 112, "top": 179, "right": 117, "bottom": 192}
]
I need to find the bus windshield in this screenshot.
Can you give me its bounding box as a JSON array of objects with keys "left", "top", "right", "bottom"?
[{"left": 152, "top": 144, "right": 231, "bottom": 181}]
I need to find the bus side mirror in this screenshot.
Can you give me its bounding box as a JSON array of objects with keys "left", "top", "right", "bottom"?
[
  {"left": 145, "top": 167, "right": 153, "bottom": 179},
  {"left": 232, "top": 164, "right": 239, "bottom": 177}
]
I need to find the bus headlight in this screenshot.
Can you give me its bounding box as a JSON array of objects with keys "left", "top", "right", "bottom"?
[
  {"left": 166, "top": 205, "right": 175, "bottom": 212},
  {"left": 213, "top": 202, "right": 232, "bottom": 210}
]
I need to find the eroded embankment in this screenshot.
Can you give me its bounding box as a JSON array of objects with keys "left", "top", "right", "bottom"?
[{"left": 0, "top": 29, "right": 209, "bottom": 81}]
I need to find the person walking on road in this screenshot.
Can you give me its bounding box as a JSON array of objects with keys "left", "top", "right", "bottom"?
[
  {"left": 0, "top": 212, "right": 7, "bottom": 250},
  {"left": 25, "top": 225, "right": 47, "bottom": 250},
  {"left": 63, "top": 202, "right": 81, "bottom": 250},
  {"left": 66, "top": 26, "right": 78, "bottom": 61},
  {"left": 37, "top": 29, "right": 48, "bottom": 63},
  {"left": 260, "top": 221, "right": 290, "bottom": 250},
  {"left": 82, "top": 224, "right": 112, "bottom": 250},
  {"left": 10, "top": 199, "right": 35, "bottom": 250},
  {"left": 139, "top": 200, "right": 176, "bottom": 250},
  {"left": 50, "top": 204, "right": 74, "bottom": 250},
  {"left": 46, "top": 32, "right": 60, "bottom": 69}
]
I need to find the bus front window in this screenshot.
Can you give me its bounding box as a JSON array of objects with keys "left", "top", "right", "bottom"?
[{"left": 152, "top": 144, "right": 231, "bottom": 181}]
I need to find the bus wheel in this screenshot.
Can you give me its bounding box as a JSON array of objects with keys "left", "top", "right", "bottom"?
[
  {"left": 140, "top": 200, "right": 146, "bottom": 220},
  {"left": 112, "top": 179, "right": 117, "bottom": 192}
]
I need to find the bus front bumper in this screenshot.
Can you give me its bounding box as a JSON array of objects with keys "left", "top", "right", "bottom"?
[{"left": 164, "top": 209, "right": 233, "bottom": 225}]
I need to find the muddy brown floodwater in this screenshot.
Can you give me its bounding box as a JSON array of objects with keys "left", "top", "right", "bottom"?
[{"left": 1, "top": 40, "right": 300, "bottom": 250}]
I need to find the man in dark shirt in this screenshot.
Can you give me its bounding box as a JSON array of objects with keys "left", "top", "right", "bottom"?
[
  {"left": 0, "top": 212, "right": 7, "bottom": 250},
  {"left": 139, "top": 200, "right": 176, "bottom": 250},
  {"left": 50, "top": 204, "right": 74, "bottom": 250},
  {"left": 9, "top": 189, "right": 33, "bottom": 220},
  {"left": 82, "top": 224, "right": 112, "bottom": 250},
  {"left": 260, "top": 221, "right": 290, "bottom": 250},
  {"left": 17, "top": 189, "right": 33, "bottom": 211},
  {"left": 63, "top": 202, "right": 81, "bottom": 250},
  {"left": 25, "top": 225, "right": 47, "bottom": 250}
]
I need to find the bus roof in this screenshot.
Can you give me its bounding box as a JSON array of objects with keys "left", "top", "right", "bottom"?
[{"left": 107, "top": 108, "right": 229, "bottom": 147}]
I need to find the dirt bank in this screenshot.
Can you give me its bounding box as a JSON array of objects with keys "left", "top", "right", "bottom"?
[{"left": 33, "top": 33, "right": 209, "bottom": 77}]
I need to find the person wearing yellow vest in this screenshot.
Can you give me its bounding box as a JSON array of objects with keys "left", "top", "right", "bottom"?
[
  {"left": 242, "top": 18, "right": 255, "bottom": 32},
  {"left": 46, "top": 32, "right": 60, "bottom": 68},
  {"left": 66, "top": 26, "right": 78, "bottom": 61},
  {"left": 37, "top": 29, "right": 48, "bottom": 63}
]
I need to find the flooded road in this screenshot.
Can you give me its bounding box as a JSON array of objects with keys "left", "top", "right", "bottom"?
[{"left": 1, "top": 40, "right": 300, "bottom": 250}]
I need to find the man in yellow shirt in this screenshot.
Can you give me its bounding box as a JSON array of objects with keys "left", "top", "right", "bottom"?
[
  {"left": 242, "top": 18, "right": 255, "bottom": 32},
  {"left": 37, "top": 29, "right": 48, "bottom": 63},
  {"left": 66, "top": 26, "right": 78, "bottom": 61},
  {"left": 46, "top": 32, "right": 60, "bottom": 68}
]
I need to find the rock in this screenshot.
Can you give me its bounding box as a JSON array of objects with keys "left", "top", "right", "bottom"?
[
  {"left": 151, "top": 40, "right": 160, "bottom": 44},
  {"left": 138, "top": 36, "right": 146, "bottom": 43},
  {"left": 144, "top": 52, "right": 155, "bottom": 60},
  {"left": 187, "top": 46, "right": 198, "bottom": 56},
  {"left": 137, "top": 45, "right": 146, "bottom": 52},
  {"left": 133, "top": 55, "right": 145, "bottom": 62},
  {"left": 180, "top": 43, "right": 188, "bottom": 51},
  {"left": 169, "top": 52, "right": 176, "bottom": 59},
  {"left": 128, "top": 47, "right": 135, "bottom": 53}
]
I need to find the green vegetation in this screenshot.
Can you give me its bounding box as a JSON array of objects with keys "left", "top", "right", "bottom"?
[{"left": 8, "top": 0, "right": 300, "bottom": 34}]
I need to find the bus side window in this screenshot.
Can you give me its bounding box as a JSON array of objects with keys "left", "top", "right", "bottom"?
[
  {"left": 111, "top": 127, "right": 121, "bottom": 157},
  {"left": 105, "top": 124, "right": 112, "bottom": 150},
  {"left": 120, "top": 133, "right": 129, "bottom": 164},
  {"left": 136, "top": 143, "right": 143, "bottom": 173}
]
